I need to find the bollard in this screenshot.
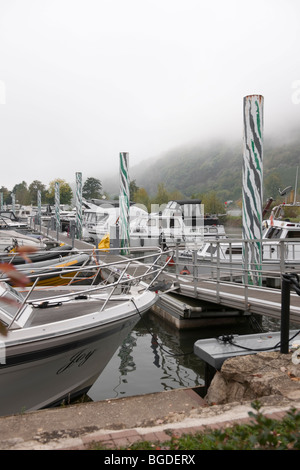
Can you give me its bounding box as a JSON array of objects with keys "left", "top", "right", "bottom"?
[
  {"left": 119, "top": 152, "right": 130, "bottom": 255},
  {"left": 280, "top": 275, "right": 290, "bottom": 354},
  {"left": 242, "top": 95, "right": 264, "bottom": 286},
  {"left": 75, "top": 172, "right": 82, "bottom": 240}
]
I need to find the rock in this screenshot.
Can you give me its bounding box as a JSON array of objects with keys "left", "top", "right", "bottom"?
[{"left": 205, "top": 351, "right": 300, "bottom": 405}]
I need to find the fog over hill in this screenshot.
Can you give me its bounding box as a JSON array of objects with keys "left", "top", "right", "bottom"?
[{"left": 102, "top": 130, "right": 300, "bottom": 202}]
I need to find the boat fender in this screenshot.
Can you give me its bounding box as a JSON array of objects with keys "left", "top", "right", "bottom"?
[
  {"left": 180, "top": 266, "right": 191, "bottom": 275},
  {"left": 75, "top": 295, "right": 88, "bottom": 300}
]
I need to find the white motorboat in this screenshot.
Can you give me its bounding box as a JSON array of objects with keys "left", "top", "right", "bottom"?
[
  {"left": 0, "top": 251, "right": 92, "bottom": 287},
  {"left": 0, "top": 249, "right": 169, "bottom": 416},
  {"left": 0, "top": 229, "right": 48, "bottom": 252},
  {"left": 0, "top": 211, "right": 29, "bottom": 230},
  {"left": 14, "top": 206, "right": 37, "bottom": 224},
  {"left": 82, "top": 199, "right": 148, "bottom": 244},
  {"left": 130, "top": 200, "right": 227, "bottom": 249},
  {"left": 178, "top": 199, "right": 300, "bottom": 280}
]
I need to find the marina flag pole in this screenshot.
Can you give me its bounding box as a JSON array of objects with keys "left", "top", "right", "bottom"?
[
  {"left": 37, "top": 190, "right": 41, "bottom": 229},
  {"left": 55, "top": 181, "right": 60, "bottom": 241},
  {"left": 75, "top": 172, "right": 82, "bottom": 239},
  {"left": 119, "top": 152, "right": 130, "bottom": 255},
  {"left": 242, "top": 94, "right": 264, "bottom": 286},
  {"left": 11, "top": 193, "right": 15, "bottom": 213}
]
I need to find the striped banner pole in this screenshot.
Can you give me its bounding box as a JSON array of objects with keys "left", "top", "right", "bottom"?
[
  {"left": 242, "top": 94, "right": 264, "bottom": 286},
  {"left": 119, "top": 152, "right": 130, "bottom": 255},
  {"left": 37, "top": 190, "right": 41, "bottom": 228},
  {"left": 0, "top": 193, "right": 3, "bottom": 211},
  {"left": 55, "top": 182, "right": 60, "bottom": 241},
  {"left": 75, "top": 172, "right": 82, "bottom": 239},
  {"left": 11, "top": 193, "right": 15, "bottom": 213}
]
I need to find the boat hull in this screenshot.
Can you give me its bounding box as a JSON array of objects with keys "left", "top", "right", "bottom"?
[
  {"left": 0, "top": 291, "right": 156, "bottom": 416},
  {"left": 10, "top": 253, "right": 91, "bottom": 287}
]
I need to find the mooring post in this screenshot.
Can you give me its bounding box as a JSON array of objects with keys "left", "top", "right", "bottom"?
[
  {"left": 37, "top": 189, "right": 41, "bottom": 232},
  {"left": 281, "top": 275, "right": 290, "bottom": 354},
  {"left": 55, "top": 182, "right": 60, "bottom": 241},
  {"left": 242, "top": 94, "right": 264, "bottom": 286},
  {"left": 75, "top": 172, "right": 82, "bottom": 240},
  {"left": 119, "top": 152, "right": 130, "bottom": 255}
]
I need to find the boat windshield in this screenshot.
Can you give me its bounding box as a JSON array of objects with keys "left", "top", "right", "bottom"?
[
  {"left": 0, "top": 282, "right": 24, "bottom": 318},
  {"left": 265, "top": 227, "right": 283, "bottom": 239}
]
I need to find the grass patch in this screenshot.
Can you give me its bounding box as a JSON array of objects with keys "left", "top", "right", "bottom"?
[{"left": 90, "top": 401, "right": 300, "bottom": 450}]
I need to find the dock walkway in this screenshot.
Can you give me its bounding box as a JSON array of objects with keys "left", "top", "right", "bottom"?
[
  {"left": 38, "top": 226, "right": 300, "bottom": 325},
  {"left": 175, "top": 276, "right": 300, "bottom": 325}
]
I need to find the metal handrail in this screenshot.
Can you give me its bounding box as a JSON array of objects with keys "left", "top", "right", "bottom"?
[
  {"left": 173, "top": 237, "right": 300, "bottom": 295},
  {"left": 2, "top": 247, "right": 174, "bottom": 307}
]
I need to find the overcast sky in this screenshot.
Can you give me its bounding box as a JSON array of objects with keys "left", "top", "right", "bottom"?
[{"left": 0, "top": 0, "right": 300, "bottom": 191}]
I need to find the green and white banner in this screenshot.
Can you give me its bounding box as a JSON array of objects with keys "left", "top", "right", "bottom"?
[
  {"left": 242, "top": 95, "right": 264, "bottom": 285},
  {"left": 55, "top": 181, "right": 60, "bottom": 232},
  {"left": 75, "top": 172, "right": 82, "bottom": 239},
  {"left": 119, "top": 152, "right": 130, "bottom": 254},
  {"left": 37, "top": 190, "right": 41, "bottom": 225}
]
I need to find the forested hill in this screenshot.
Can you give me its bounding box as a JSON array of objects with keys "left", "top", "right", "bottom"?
[{"left": 104, "top": 134, "right": 300, "bottom": 202}]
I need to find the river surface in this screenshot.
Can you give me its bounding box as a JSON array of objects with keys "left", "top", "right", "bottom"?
[
  {"left": 88, "top": 225, "right": 283, "bottom": 403},
  {"left": 88, "top": 309, "right": 274, "bottom": 403}
]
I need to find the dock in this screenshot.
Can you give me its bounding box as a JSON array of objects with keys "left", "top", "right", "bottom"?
[
  {"left": 193, "top": 330, "right": 300, "bottom": 392},
  {"left": 36, "top": 226, "right": 300, "bottom": 328},
  {"left": 175, "top": 275, "right": 300, "bottom": 324}
]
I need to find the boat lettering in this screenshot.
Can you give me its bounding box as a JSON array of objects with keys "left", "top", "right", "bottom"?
[{"left": 56, "top": 349, "right": 96, "bottom": 374}]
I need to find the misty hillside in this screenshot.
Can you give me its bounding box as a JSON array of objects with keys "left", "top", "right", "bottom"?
[{"left": 103, "top": 135, "right": 300, "bottom": 202}]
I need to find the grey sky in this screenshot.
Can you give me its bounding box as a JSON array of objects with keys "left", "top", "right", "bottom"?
[{"left": 0, "top": 0, "right": 300, "bottom": 191}]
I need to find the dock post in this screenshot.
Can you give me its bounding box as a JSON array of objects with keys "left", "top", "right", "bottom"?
[
  {"left": 281, "top": 275, "right": 290, "bottom": 354},
  {"left": 37, "top": 190, "right": 41, "bottom": 232},
  {"left": 11, "top": 193, "right": 15, "bottom": 213},
  {"left": 119, "top": 152, "right": 130, "bottom": 255},
  {"left": 242, "top": 94, "right": 264, "bottom": 286},
  {"left": 75, "top": 172, "right": 83, "bottom": 240},
  {"left": 55, "top": 182, "right": 60, "bottom": 241}
]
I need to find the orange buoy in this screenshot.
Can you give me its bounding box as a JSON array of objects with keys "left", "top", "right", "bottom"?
[{"left": 180, "top": 266, "right": 191, "bottom": 275}]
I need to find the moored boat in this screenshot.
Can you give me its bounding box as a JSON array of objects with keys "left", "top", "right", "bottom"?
[
  {"left": 130, "top": 200, "right": 227, "bottom": 249},
  {"left": 0, "top": 249, "right": 168, "bottom": 415},
  {"left": 177, "top": 198, "right": 300, "bottom": 280}
]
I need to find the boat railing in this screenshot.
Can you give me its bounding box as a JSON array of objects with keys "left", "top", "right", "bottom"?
[
  {"left": 2, "top": 247, "right": 175, "bottom": 321},
  {"left": 172, "top": 236, "right": 300, "bottom": 294}
]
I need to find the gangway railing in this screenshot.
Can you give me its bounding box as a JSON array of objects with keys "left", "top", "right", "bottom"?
[{"left": 172, "top": 237, "right": 300, "bottom": 311}]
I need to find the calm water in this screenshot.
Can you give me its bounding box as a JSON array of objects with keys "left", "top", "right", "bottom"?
[
  {"left": 88, "top": 225, "right": 282, "bottom": 403},
  {"left": 88, "top": 309, "right": 261, "bottom": 402}
]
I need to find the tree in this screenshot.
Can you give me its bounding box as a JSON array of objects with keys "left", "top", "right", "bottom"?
[
  {"left": 264, "top": 172, "right": 283, "bottom": 200},
  {"left": 168, "top": 189, "right": 186, "bottom": 201},
  {"left": 201, "top": 191, "right": 224, "bottom": 214},
  {"left": 0, "top": 186, "right": 10, "bottom": 205},
  {"left": 12, "top": 181, "right": 30, "bottom": 205},
  {"left": 82, "top": 177, "right": 102, "bottom": 200},
  {"left": 152, "top": 183, "right": 169, "bottom": 205},
  {"left": 28, "top": 180, "right": 47, "bottom": 204},
  {"left": 129, "top": 179, "right": 139, "bottom": 201},
  {"left": 46, "top": 179, "right": 73, "bottom": 205},
  {"left": 133, "top": 187, "right": 150, "bottom": 211}
]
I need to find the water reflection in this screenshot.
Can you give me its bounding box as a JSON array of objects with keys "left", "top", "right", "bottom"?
[{"left": 88, "top": 309, "right": 259, "bottom": 402}]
